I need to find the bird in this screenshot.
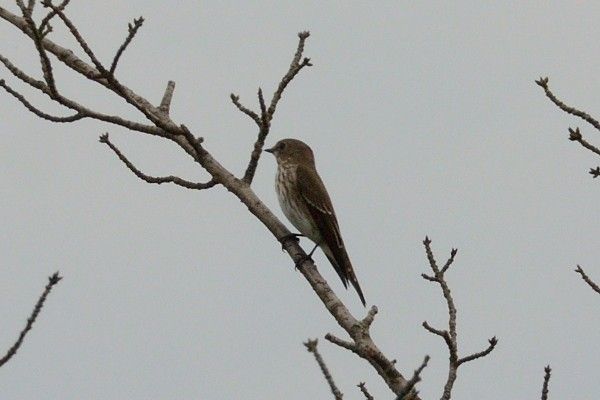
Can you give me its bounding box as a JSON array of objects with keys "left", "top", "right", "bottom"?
[{"left": 265, "top": 138, "right": 366, "bottom": 306}]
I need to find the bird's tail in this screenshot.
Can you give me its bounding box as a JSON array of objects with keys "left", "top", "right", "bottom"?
[{"left": 323, "top": 246, "right": 367, "bottom": 307}]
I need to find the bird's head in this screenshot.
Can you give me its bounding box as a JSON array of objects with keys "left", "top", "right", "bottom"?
[{"left": 265, "top": 138, "right": 315, "bottom": 167}]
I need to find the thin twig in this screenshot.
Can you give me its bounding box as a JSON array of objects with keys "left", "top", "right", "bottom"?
[
  {"left": 567, "top": 127, "right": 600, "bottom": 157},
  {"left": 357, "top": 382, "right": 374, "bottom": 400},
  {"left": 536, "top": 77, "right": 600, "bottom": 132},
  {"left": 575, "top": 265, "right": 600, "bottom": 295},
  {"left": 395, "top": 355, "right": 430, "bottom": 400},
  {"left": 41, "top": 0, "right": 107, "bottom": 75},
  {"left": 457, "top": 337, "right": 498, "bottom": 366},
  {"left": 324, "top": 333, "right": 357, "bottom": 353},
  {"left": 236, "top": 31, "right": 313, "bottom": 185},
  {"left": 0, "top": 52, "right": 165, "bottom": 136},
  {"left": 0, "top": 272, "right": 62, "bottom": 368},
  {"left": 0, "top": 79, "right": 84, "bottom": 122},
  {"left": 304, "top": 339, "right": 343, "bottom": 400},
  {"left": 99, "top": 133, "right": 216, "bottom": 190},
  {"left": 230, "top": 93, "right": 261, "bottom": 126},
  {"left": 38, "top": 0, "right": 69, "bottom": 37},
  {"left": 421, "top": 237, "right": 497, "bottom": 400},
  {"left": 541, "top": 365, "right": 551, "bottom": 400},
  {"left": 110, "top": 16, "right": 144, "bottom": 74},
  {"left": 19, "top": 2, "right": 58, "bottom": 96}
]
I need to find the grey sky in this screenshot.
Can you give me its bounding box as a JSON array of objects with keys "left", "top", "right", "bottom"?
[{"left": 2, "top": 2, "right": 600, "bottom": 399}]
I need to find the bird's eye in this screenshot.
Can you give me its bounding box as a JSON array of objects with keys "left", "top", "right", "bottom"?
[{"left": 279, "top": 142, "right": 286, "bottom": 150}]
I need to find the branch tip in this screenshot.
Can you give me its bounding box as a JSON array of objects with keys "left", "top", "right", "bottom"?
[
  {"left": 568, "top": 127, "right": 582, "bottom": 141},
  {"left": 535, "top": 76, "right": 549, "bottom": 88}
]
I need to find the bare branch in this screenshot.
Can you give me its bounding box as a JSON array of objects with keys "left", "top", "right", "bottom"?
[
  {"left": 0, "top": 272, "right": 62, "bottom": 368},
  {"left": 230, "top": 93, "right": 261, "bottom": 126},
  {"left": 266, "top": 31, "right": 312, "bottom": 120},
  {"left": 110, "top": 16, "right": 144, "bottom": 75},
  {"left": 258, "top": 87, "right": 267, "bottom": 121},
  {"left": 575, "top": 265, "right": 600, "bottom": 295},
  {"left": 0, "top": 40, "right": 164, "bottom": 136},
  {"left": 41, "top": 0, "right": 108, "bottom": 75},
  {"left": 457, "top": 337, "right": 498, "bottom": 366},
  {"left": 536, "top": 77, "right": 600, "bottom": 133},
  {"left": 99, "top": 133, "right": 216, "bottom": 190},
  {"left": 441, "top": 248, "right": 458, "bottom": 274},
  {"left": 38, "top": 0, "right": 69, "bottom": 37},
  {"left": 541, "top": 365, "right": 551, "bottom": 400},
  {"left": 238, "top": 31, "right": 313, "bottom": 185},
  {"left": 18, "top": 2, "right": 58, "bottom": 96},
  {"left": 159, "top": 80, "right": 175, "bottom": 116},
  {"left": 304, "top": 339, "right": 343, "bottom": 400},
  {"left": 324, "top": 333, "right": 357, "bottom": 353},
  {"left": 421, "top": 237, "right": 497, "bottom": 400},
  {"left": 0, "top": 8, "right": 421, "bottom": 397},
  {"left": 395, "top": 355, "right": 430, "bottom": 400},
  {"left": 0, "top": 78, "right": 83, "bottom": 122},
  {"left": 567, "top": 127, "right": 600, "bottom": 157},
  {"left": 357, "top": 382, "right": 374, "bottom": 400}
]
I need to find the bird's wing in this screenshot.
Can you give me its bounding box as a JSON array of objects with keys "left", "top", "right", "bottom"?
[
  {"left": 296, "top": 164, "right": 347, "bottom": 283},
  {"left": 296, "top": 164, "right": 367, "bottom": 306}
]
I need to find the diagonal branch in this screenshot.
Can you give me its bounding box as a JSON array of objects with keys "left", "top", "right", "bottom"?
[
  {"left": 574, "top": 265, "right": 600, "bottom": 295},
  {"left": 234, "top": 31, "right": 313, "bottom": 185},
  {"left": 535, "top": 77, "right": 600, "bottom": 132},
  {"left": 536, "top": 77, "right": 600, "bottom": 177},
  {"left": 38, "top": 0, "right": 69, "bottom": 37},
  {"left": 1, "top": 7, "right": 422, "bottom": 398},
  {"left": 230, "top": 93, "right": 261, "bottom": 126},
  {"left": 457, "top": 337, "right": 498, "bottom": 366},
  {"left": 0, "top": 78, "right": 84, "bottom": 122},
  {"left": 99, "top": 133, "right": 216, "bottom": 190},
  {"left": 0, "top": 272, "right": 62, "bottom": 368},
  {"left": 110, "top": 16, "right": 144, "bottom": 75},
  {"left": 304, "top": 339, "right": 343, "bottom": 400},
  {"left": 395, "top": 355, "right": 430, "bottom": 400}
]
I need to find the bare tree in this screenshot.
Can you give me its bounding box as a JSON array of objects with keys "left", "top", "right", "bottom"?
[
  {"left": 0, "top": 2, "right": 420, "bottom": 396},
  {"left": 1, "top": 2, "right": 503, "bottom": 398}
]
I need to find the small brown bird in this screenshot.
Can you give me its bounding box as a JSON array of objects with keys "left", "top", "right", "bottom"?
[{"left": 265, "top": 138, "right": 366, "bottom": 306}]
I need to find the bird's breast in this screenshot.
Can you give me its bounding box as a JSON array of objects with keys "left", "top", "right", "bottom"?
[{"left": 275, "top": 165, "right": 321, "bottom": 243}]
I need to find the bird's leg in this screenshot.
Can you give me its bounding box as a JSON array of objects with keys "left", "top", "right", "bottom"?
[
  {"left": 295, "top": 243, "right": 319, "bottom": 269},
  {"left": 279, "top": 233, "right": 304, "bottom": 251}
]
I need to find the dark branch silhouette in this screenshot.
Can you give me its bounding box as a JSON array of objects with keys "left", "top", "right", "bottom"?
[
  {"left": 0, "top": 272, "right": 62, "bottom": 368},
  {"left": 304, "top": 339, "right": 343, "bottom": 400},
  {"left": 575, "top": 265, "right": 600, "bottom": 295},
  {"left": 99, "top": 133, "right": 216, "bottom": 190},
  {"left": 421, "top": 237, "right": 498, "bottom": 400},
  {"left": 541, "top": 365, "right": 551, "bottom": 400},
  {"left": 535, "top": 76, "right": 600, "bottom": 177},
  {"left": 357, "top": 382, "right": 374, "bottom": 400}
]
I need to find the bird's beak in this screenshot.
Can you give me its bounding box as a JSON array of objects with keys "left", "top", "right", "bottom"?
[{"left": 264, "top": 146, "right": 275, "bottom": 154}]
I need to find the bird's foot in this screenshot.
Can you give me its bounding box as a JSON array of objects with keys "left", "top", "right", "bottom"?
[{"left": 279, "top": 233, "right": 304, "bottom": 251}]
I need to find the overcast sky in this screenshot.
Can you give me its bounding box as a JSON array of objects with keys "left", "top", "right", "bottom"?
[{"left": 2, "top": 2, "right": 600, "bottom": 399}]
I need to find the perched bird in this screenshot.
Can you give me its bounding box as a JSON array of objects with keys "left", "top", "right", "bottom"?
[{"left": 265, "top": 138, "right": 366, "bottom": 306}]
